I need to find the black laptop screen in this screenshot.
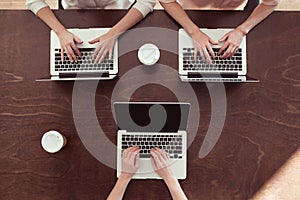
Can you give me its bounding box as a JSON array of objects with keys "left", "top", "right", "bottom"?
[{"left": 114, "top": 102, "right": 190, "bottom": 133}]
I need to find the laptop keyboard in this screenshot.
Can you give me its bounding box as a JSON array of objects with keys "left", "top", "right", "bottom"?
[
  {"left": 54, "top": 48, "right": 114, "bottom": 71},
  {"left": 182, "top": 48, "right": 243, "bottom": 71},
  {"left": 121, "top": 134, "right": 183, "bottom": 159}
]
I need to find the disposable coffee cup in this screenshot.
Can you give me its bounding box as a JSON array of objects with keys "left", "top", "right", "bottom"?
[
  {"left": 41, "top": 130, "right": 67, "bottom": 153},
  {"left": 138, "top": 43, "right": 160, "bottom": 65}
]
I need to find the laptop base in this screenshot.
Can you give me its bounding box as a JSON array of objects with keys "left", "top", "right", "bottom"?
[{"left": 179, "top": 75, "right": 259, "bottom": 82}]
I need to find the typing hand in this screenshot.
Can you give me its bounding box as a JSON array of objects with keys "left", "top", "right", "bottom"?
[
  {"left": 150, "top": 147, "right": 175, "bottom": 181},
  {"left": 89, "top": 31, "right": 118, "bottom": 64},
  {"left": 218, "top": 28, "right": 245, "bottom": 58},
  {"left": 191, "top": 29, "right": 218, "bottom": 64},
  {"left": 121, "top": 146, "right": 140, "bottom": 179},
  {"left": 57, "top": 30, "right": 82, "bottom": 62}
]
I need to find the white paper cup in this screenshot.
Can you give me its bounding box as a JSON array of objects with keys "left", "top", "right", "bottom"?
[
  {"left": 41, "top": 130, "right": 67, "bottom": 153},
  {"left": 138, "top": 43, "right": 160, "bottom": 65}
]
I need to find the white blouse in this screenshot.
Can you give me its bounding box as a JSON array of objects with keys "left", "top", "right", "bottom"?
[
  {"left": 25, "top": 0, "right": 156, "bottom": 17},
  {"left": 159, "top": 0, "right": 280, "bottom": 10}
]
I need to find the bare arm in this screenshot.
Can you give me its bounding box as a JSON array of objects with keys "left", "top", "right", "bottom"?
[
  {"left": 219, "top": 3, "right": 278, "bottom": 58},
  {"left": 107, "top": 147, "right": 140, "bottom": 200},
  {"left": 161, "top": 0, "right": 277, "bottom": 35},
  {"left": 159, "top": 1, "right": 198, "bottom": 36},
  {"left": 90, "top": 8, "right": 144, "bottom": 63},
  {"left": 151, "top": 147, "right": 188, "bottom": 200},
  {"left": 159, "top": 1, "right": 217, "bottom": 63},
  {"left": 164, "top": 177, "right": 188, "bottom": 200},
  {"left": 106, "top": 174, "right": 131, "bottom": 200},
  {"left": 34, "top": 4, "right": 148, "bottom": 63},
  {"left": 36, "top": 6, "right": 144, "bottom": 63},
  {"left": 36, "top": 7, "right": 82, "bottom": 62},
  {"left": 36, "top": 6, "right": 65, "bottom": 36},
  {"left": 238, "top": 3, "right": 278, "bottom": 35},
  {"left": 159, "top": 0, "right": 279, "bottom": 60},
  {"left": 109, "top": 8, "right": 143, "bottom": 36}
]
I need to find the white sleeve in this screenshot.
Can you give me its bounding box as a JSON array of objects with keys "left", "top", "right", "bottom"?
[
  {"left": 25, "top": 0, "right": 49, "bottom": 15},
  {"left": 132, "top": 0, "right": 156, "bottom": 18}
]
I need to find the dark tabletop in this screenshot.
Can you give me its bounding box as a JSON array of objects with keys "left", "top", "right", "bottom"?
[{"left": 0, "top": 10, "right": 299, "bottom": 200}]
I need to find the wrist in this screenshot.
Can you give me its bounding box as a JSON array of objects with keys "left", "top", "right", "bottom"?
[
  {"left": 164, "top": 176, "right": 178, "bottom": 185},
  {"left": 236, "top": 26, "right": 248, "bottom": 36},
  {"left": 107, "top": 28, "right": 122, "bottom": 38},
  {"left": 54, "top": 26, "right": 67, "bottom": 36},
  {"left": 119, "top": 173, "right": 132, "bottom": 182},
  {"left": 186, "top": 25, "right": 201, "bottom": 37}
]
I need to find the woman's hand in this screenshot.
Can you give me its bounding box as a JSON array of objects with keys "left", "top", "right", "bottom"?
[
  {"left": 89, "top": 31, "right": 119, "bottom": 63},
  {"left": 120, "top": 146, "right": 140, "bottom": 180},
  {"left": 57, "top": 29, "right": 82, "bottom": 62},
  {"left": 191, "top": 29, "right": 218, "bottom": 63},
  {"left": 150, "top": 147, "right": 175, "bottom": 181},
  {"left": 218, "top": 28, "right": 245, "bottom": 58}
]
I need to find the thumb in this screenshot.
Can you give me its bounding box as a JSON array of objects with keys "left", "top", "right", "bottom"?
[
  {"left": 74, "top": 35, "right": 83, "bottom": 44},
  {"left": 89, "top": 38, "right": 99, "bottom": 44},
  {"left": 134, "top": 153, "right": 139, "bottom": 168},
  {"left": 150, "top": 157, "right": 157, "bottom": 170},
  {"left": 209, "top": 38, "right": 218, "bottom": 45},
  {"left": 219, "top": 33, "right": 228, "bottom": 42}
]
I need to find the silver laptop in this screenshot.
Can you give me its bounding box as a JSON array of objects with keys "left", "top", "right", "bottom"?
[
  {"left": 179, "top": 28, "right": 258, "bottom": 82},
  {"left": 49, "top": 28, "right": 118, "bottom": 81},
  {"left": 114, "top": 102, "right": 190, "bottom": 179}
]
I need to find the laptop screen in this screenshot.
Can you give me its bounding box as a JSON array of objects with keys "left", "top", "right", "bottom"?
[{"left": 114, "top": 102, "right": 190, "bottom": 133}]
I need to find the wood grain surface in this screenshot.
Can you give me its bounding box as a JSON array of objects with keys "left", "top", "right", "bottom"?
[{"left": 0, "top": 10, "right": 299, "bottom": 200}]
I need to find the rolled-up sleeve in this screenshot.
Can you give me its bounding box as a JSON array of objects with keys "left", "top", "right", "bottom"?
[
  {"left": 25, "top": 0, "right": 49, "bottom": 15},
  {"left": 132, "top": 0, "right": 156, "bottom": 17},
  {"left": 261, "top": 0, "right": 281, "bottom": 6}
]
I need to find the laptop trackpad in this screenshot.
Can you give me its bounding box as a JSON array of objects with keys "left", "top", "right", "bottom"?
[
  {"left": 137, "top": 159, "right": 156, "bottom": 174},
  {"left": 133, "top": 159, "right": 160, "bottom": 179}
]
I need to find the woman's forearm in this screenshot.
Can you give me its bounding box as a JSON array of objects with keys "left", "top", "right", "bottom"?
[
  {"left": 107, "top": 174, "right": 131, "bottom": 200},
  {"left": 36, "top": 6, "right": 66, "bottom": 35},
  {"left": 237, "top": 3, "right": 278, "bottom": 34},
  {"left": 160, "top": 2, "right": 200, "bottom": 36},
  {"left": 164, "top": 177, "right": 188, "bottom": 200},
  {"left": 108, "top": 8, "right": 143, "bottom": 36}
]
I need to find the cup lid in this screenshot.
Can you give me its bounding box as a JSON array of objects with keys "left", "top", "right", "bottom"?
[
  {"left": 41, "top": 130, "right": 64, "bottom": 153},
  {"left": 138, "top": 43, "right": 160, "bottom": 65}
]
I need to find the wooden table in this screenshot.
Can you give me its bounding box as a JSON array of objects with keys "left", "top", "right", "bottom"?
[{"left": 0, "top": 10, "right": 299, "bottom": 199}]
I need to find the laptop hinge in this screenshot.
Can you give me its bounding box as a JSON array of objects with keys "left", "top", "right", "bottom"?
[
  {"left": 187, "top": 72, "right": 238, "bottom": 78},
  {"left": 59, "top": 72, "right": 110, "bottom": 78}
]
